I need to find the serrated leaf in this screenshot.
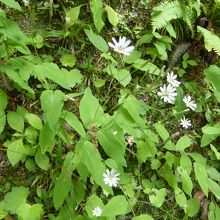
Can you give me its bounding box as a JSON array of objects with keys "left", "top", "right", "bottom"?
[
  {"left": 4, "top": 187, "right": 29, "bottom": 214},
  {"left": 25, "top": 113, "right": 43, "bottom": 130},
  {"left": 84, "top": 28, "right": 108, "bottom": 53},
  {"left": 90, "top": 0, "right": 105, "bottom": 32},
  {"left": 62, "top": 111, "right": 86, "bottom": 137},
  {"left": 6, "top": 139, "right": 27, "bottom": 166},
  {"left": 105, "top": 5, "right": 118, "bottom": 27},
  {"left": 17, "top": 203, "right": 44, "bottom": 220},
  {"left": 149, "top": 188, "right": 166, "bottom": 208},
  {"left": 194, "top": 162, "right": 208, "bottom": 197},
  {"left": 53, "top": 152, "right": 75, "bottom": 210},
  {"left": 175, "top": 135, "right": 192, "bottom": 151},
  {"left": 102, "top": 195, "right": 129, "bottom": 216},
  {"left": 35, "top": 150, "right": 49, "bottom": 170},
  {"left": 79, "top": 88, "right": 104, "bottom": 128},
  {"left": 40, "top": 90, "right": 64, "bottom": 131},
  {"left": 7, "top": 111, "right": 24, "bottom": 133},
  {"left": 0, "top": 0, "right": 21, "bottom": 11}
]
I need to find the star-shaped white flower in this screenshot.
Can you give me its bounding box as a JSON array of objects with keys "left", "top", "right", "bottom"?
[
  {"left": 180, "top": 116, "right": 192, "bottom": 129},
  {"left": 92, "top": 206, "right": 102, "bottom": 217},
  {"left": 158, "top": 84, "right": 177, "bottom": 104},
  {"left": 108, "top": 36, "right": 134, "bottom": 56},
  {"left": 103, "top": 168, "right": 120, "bottom": 187},
  {"left": 183, "top": 95, "right": 197, "bottom": 111},
  {"left": 167, "top": 71, "right": 180, "bottom": 88}
]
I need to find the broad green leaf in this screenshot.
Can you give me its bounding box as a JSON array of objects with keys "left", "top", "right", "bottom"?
[
  {"left": 185, "top": 198, "right": 200, "bottom": 217},
  {"left": 85, "top": 195, "right": 104, "bottom": 217},
  {"left": 62, "top": 111, "right": 86, "bottom": 137},
  {"left": 34, "top": 63, "right": 82, "bottom": 90},
  {"left": 17, "top": 203, "right": 44, "bottom": 220},
  {"left": 102, "top": 195, "right": 129, "bottom": 216},
  {"left": 25, "top": 126, "right": 38, "bottom": 144},
  {"left": 208, "top": 178, "right": 220, "bottom": 200},
  {"left": 132, "top": 214, "right": 154, "bottom": 220},
  {"left": 133, "top": 59, "right": 160, "bottom": 75},
  {"left": 154, "top": 122, "right": 169, "bottom": 141},
  {"left": 210, "top": 144, "right": 220, "bottom": 160},
  {"left": 4, "top": 187, "right": 29, "bottom": 214},
  {"left": 40, "top": 90, "right": 64, "bottom": 131},
  {"left": 180, "top": 153, "right": 192, "bottom": 174},
  {"left": 177, "top": 167, "right": 193, "bottom": 196},
  {"left": 0, "top": 0, "right": 21, "bottom": 11},
  {"left": 175, "top": 135, "right": 192, "bottom": 151},
  {"left": 113, "top": 69, "right": 131, "bottom": 87},
  {"left": 0, "top": 114, "right": 6, "bottom": 134},
  {"left": 39, "top": 123, "right": 56, "bottom": 154},
  {"left": 202, "top": 123, "right": 220, "bottom": 135},
  {"left": 149, "top": 188, "right": 166, "bottom": 208},
  {"left": 84, "top": 28, "right": 108, "bottom": 53},
  {"left": 60, "top": 54, "right": 76, "bottom": 67},
  {"left": 35, "top": 150, "right": 49, "bottom": 170},
  {"left": 66, "top": 4, "right": 84, "bottom": 23},
  {"left": 90, "top": 0, "right": 105, "bottom": 32},
  {"left": 98, "top": 129, "right": 127, "bottom": 166},
  {"left": 208, "top": 202, "right": 220, "bottom": 220},
  {"left": 105, "top": 5, "right": 118, "bottom": 27},
  {"left": 25, "top": 113, "right": 43, "bottom": 130},
  {"left": 79, "top": 88, "right": 104, "bottom": 128},
  {"left": 82, "top": 141, "right": 111, "bottom": 193},
  {"left": 207, "top": 167, "right": 220, "bottom": 181},
  {"left": 7, "top": 111, "right": 24, "bottom": 133},
  {"left": 6, "top": 139, "right": 28, "bottom": 166},
  {"left": 194, "top": 162, "right": 208, "bottom": 196},
  {"left": 53, "top": 152, "right": 75, "bottom": 210},
  {"left": 175, "top": 188, "right": 187, "bottom": 208}
]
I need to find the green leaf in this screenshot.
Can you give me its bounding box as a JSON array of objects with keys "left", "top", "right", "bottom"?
[
  {"left": 85, "top": 195, "right": 104, "bottom": 217},
  {"left": 0, "top": 201, "right": 8, "bottom": 219},
  {"left": 90, "top": 0, "right": 105, "bottom": 32},
  {"left": 62, "top": 111, "right": 86, "bottom": 137},
  {"left": 202, "top": 123, "right": 220, "bottom": 135},
  {"left": 98, "top": 129, "right": 127, "bottom": 166},
  {"left": 185, "top": 198, "right": 200, "bottom": 217},
  {"left": 207, "top": 167, "right": 220, "bottom": 181},
  {"left": 0, "top": 114, "right": 6, "bottom": 134},
  {"left": 149, "top": 188, "right": 166, "bottom": 208},
  {"left": 60, "top": 54, "right": 76, "bottom": 67},
  {"left": 4, "top": 187, "right": 29, "bottom": 214},
  {"left": 194, "top": 162, "right": 208, "bottom": 197},
  {"left": 7, "top": 111, "right": 24, "bottom": 133},
  {"left": 40, "top": 90, "right": 64, "bottom": 131},
  {"left": 177, "top": 167, "right": 193, "bottom": 196},
  {"left": 0, "top": 89, "right": 7, "bottom": 114},
  {"left": 175, "top": 135, "right": 192, "bottom": 151},
  {"left": 35, "top": 150, "right": 49, "bottom": 170},
  {"left": 133, "top": 59, "right": 160, "bottom": 75},
  {"left": 154, "top": 122, "right": 169, "bottom": 141},
  {"left": 105, "top": 5, "right": 118, "bottom": 27},
  {"left": 6, "top": 139, "right": 28, "bottom": 166},
  {"left": 66, "top": 4, "right": 84, "bottom": 23},
  {"left": 208, "top": 178, "right": 220, "bottom": 200},
  {"left": 175, "top": 188, "right": 187, "bottom": 208},
  {"left": 17, "top": 203, "right": 44, "bottom": 220},
  {"left": 79, "top": 88, "right": 104, "bottom": 128},
  {"left": 132, "top": 214, "right": 154, "bottom": 220},
  {"left": 210, "top": 144, "right": 220, "bottom": 160},
  {"left": 0, "top": 0, "right": 21, "bottom": 11},
  {"left": 53, "top": 152, "right": 75, "bottom": 210},
  {"left": 25, "top": 113, "right": 43, "bottom": 130},
  {"left": 84, "top": 28, "right": 108, "bottom": 53},
  {"left": 113, "top": 69, "right": 131, "bottom": 87},
  {"left": 82, "top": 141, "right": 111, "bottom": 193},
  {"left": 102, "top": 195, "right": 129, "bottom": 216}
]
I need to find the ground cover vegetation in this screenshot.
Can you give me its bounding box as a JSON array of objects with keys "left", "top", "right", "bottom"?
[{"left": 0, "top": 0, "right": 220, "bottom": 219}]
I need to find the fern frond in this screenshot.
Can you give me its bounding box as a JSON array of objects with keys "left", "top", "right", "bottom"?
[
  {"left": 197, "top": 26, "right": 220, "bottom": 56},
  {"left": 151, "top": 0, "right": 184, "bottom": 32}
]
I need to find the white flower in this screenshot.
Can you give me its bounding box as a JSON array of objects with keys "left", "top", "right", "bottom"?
[
  {"left": 180, "top": 116, "right": 192, "bottom": 129},
  {"left": 108, "top": 36, "right": 134, "bottom": 56},
  {"left": 22, "top": 0, "right": 29, "bottom": 6},
  {"left": 157, "top": 84, "right": 177, "bottom": 104},
  {"left": 167, "top": 71, "right": 180, "bottom": 88},
  {"left": 183, "top": 95, "right": 197, "bottom": 111},
  {"left": 92, "top": 206, "right": 102, "bottom": 217},
  {"left": 103, "top": 168, "right": 120, "bottom": 187},
  {"left": 65, "top": 16, "right": 71, "bottom": 25}
]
